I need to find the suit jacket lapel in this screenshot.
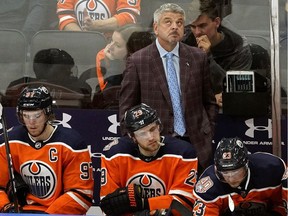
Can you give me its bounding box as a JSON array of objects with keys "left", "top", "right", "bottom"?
[
  {"left": 149, "top": 43, "right": 172, "bottom": 107},
  {"left": 179, "top": 44, "right": 192, "bottom": 109}
]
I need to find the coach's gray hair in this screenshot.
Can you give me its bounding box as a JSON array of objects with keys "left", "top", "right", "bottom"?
[{"left": 153, "top": 3, "right": 186, "bottom": 24}]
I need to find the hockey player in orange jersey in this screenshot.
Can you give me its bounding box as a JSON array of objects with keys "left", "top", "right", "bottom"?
[
  {"left": 100, "top": 103, "right": 198, "bottom": 215},
  {"left": 0, "top": 85, "right": 94, "bottom": 214},
  {"left": 193, "top": 137, "right": 287, "bottom": 216},
  {"left": 57, "top": 0, "right": 141, "bottom": 32}
]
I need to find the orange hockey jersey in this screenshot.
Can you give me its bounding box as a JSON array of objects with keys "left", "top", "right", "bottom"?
[
  {"left": 96, "top": 49, "right": 107, "bottom": 91},
  {"left": 0, "top": 125, "right": 94, "bottom": 214},
  {"left": 95, "top": 49, "right": 125, "bottom": 92},
  {"left": 57, "top": 0, "right": 141, "bottom": 30},
  {"left": 100, "top": 136, "right": 198, "bottom": 213},
  {"left": 193, "top": 152, "right": 287, "bottom": 216}
]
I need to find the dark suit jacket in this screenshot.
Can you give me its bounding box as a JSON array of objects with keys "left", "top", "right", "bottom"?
[{"left": 119, "top": 41, "right": 219, "bottom": 169}]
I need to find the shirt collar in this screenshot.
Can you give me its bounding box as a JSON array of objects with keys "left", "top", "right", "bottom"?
[{"left": 156, "top": 38, "right": 180, "bottom": 58}]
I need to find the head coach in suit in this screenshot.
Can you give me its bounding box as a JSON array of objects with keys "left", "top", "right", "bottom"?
[{"left": 119, "top": 3, "right": 219, "bottom": 173}]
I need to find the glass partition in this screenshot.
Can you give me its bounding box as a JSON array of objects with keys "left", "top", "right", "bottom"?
[{"left": 0, "top": 0, "right": 286, "bottom": 112}]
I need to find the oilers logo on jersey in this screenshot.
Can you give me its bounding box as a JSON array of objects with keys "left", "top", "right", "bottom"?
[
  {"left": 21, "top": 161, "right": 56, "bottom": 199},
  {"left": 75, "top": 0, "right": 111, "bottom": 29},
  {"left": 57, "top": 0, "right": 141, "bottom": 30},
  {"left": 127, "top": 173, "right": 166, "bottom": 198}
]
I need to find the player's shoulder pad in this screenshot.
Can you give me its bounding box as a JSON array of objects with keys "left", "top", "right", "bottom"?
[
  {"left": 249, "top": 152, "right": 286, "bottom": 171},
  {"left": 194, "top": 165, "right": 229, "bottom": 201},
  {"left": 0, "top": 125, "right": 27, "bottom": 143},
  {"left": 248, "top": 152, "right": 286, "bottom": 183},
  {"left": 102, "top": 136, "right": 136, "bottom": 157},
  {"left": 51, "top": 125, "right": 88, "bottom": 150},
  {"left": 161, "top": 136, "right": 198, "bottom": 159}
]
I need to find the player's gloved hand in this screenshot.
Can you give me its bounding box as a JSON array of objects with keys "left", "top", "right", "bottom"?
[
  {"left": 6, "top": 172, "right": 29, "bottom": 206},
  {"left": 100, "top": 184, "right": 149, "bottom": 215},
  {"left": 0, "top": 203, "right": 22, "bottom": 213}
]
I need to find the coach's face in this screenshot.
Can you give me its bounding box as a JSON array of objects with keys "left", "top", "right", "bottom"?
[
  {"left": 154, "top": 12, "right": 184, "bottom": 51},
  {"left": 134, "top": 123, "right": 161, "bottom": 157}
]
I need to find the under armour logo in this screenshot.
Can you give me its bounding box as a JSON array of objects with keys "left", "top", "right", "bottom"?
[
  {"left": 52, "top": 113, "right": 72, "bottom": 128},
  {"left": 245, "top": 118, "right": 272, "bottom": 138},
  {"left": 108, "top": 114, "right": 120, "bottom": 134}
]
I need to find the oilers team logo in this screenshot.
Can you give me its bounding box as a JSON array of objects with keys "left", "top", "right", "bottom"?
[
  {"left": 20, "top": 161, "right": 57, "bottom": 199},
  {"left": 75, "top": 0, "right": 111, "bottom": 28},
  {"left": 127, "top": 173, "right": 166, "bottom": 198}
]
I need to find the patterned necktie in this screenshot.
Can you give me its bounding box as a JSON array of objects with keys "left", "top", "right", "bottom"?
[{"left": 166, "top": 52, "right": 186, "bottom": 136}]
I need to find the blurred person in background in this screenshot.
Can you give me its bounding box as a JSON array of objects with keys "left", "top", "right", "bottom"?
[
  {"left": 92, "top": 25, "right": 154, "bottom": 109},
  {"left": 184, "top": 0, "right": 252, "bottom": 107},
  {"left": 95, "top": 24, "right": 144, "bottom": 92},
  {"left": 0, "top": 0, "right": 51, "bottom": 41},
  {"left": 57, "top": 0, "right": 141, "bottom": 37},
  {"left": 8, "top": 48, "right": 92, "bottom": 96}
]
